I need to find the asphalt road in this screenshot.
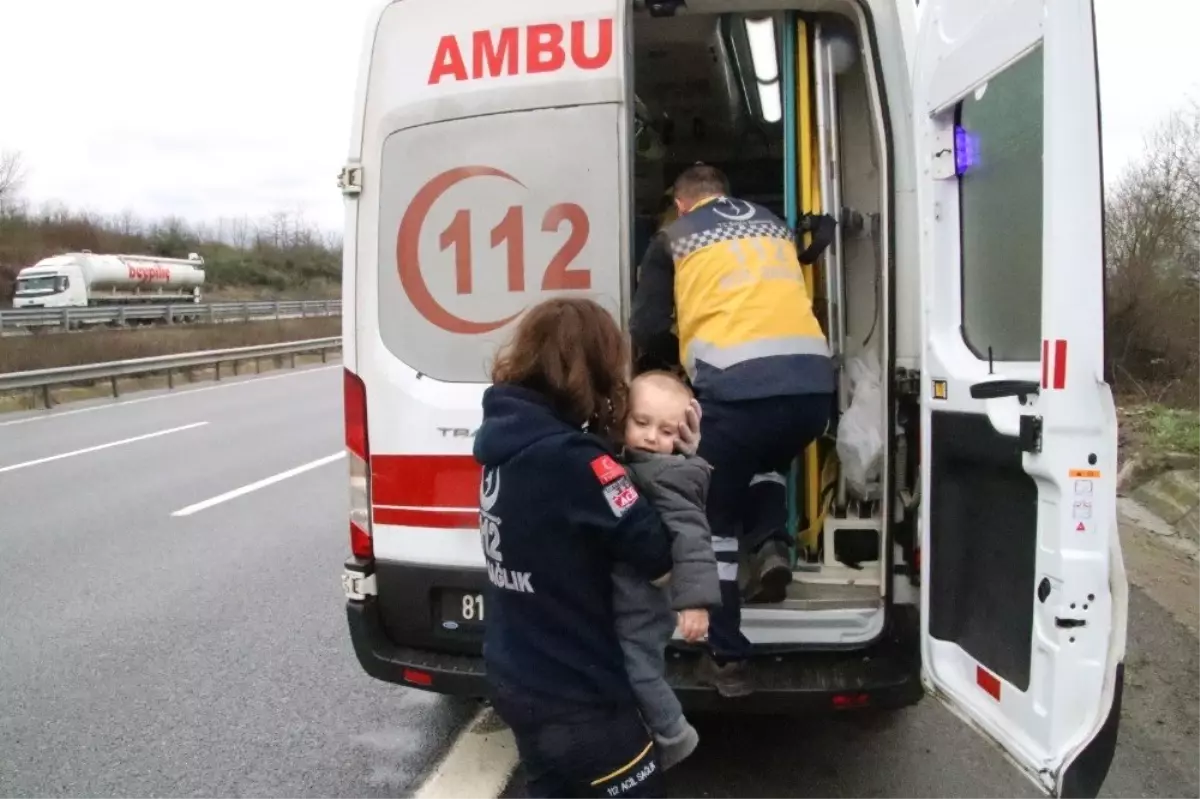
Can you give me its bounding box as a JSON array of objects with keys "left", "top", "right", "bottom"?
[
  {"left": 0, "top": 365, "right": 476, "bottom": 797},
  {"left": 1, "top": 366, "right": 1195, "bottom": 798}
]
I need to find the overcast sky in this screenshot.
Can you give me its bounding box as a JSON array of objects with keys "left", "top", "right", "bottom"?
[{"left": 0, "top": 0, "right": 1196, "bottom": 236}]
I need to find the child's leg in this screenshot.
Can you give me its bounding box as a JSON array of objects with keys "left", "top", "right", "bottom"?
[
  {"left": 613, "top": 578, "right": 699, "bottom": 770},
  {"left": 614, "top": 575, "right": 683, "bottom": 734},
  {"left": 618, "top": 607, "right": 685, "bottom": 737}
]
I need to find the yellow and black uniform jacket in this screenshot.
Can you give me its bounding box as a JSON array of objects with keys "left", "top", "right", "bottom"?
[{"left": 630, "top": 195, "right": 834, "bottom": 401}]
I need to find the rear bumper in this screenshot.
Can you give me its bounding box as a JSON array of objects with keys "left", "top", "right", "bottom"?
[
  {"left": 347, "top": 596, "right": 490, "bottom": 697},
  {"left": 345, "top": 560, "right": 924, "bottom": 713}
]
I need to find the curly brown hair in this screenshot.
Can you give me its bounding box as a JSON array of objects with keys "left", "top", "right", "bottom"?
[{"left": 491, "top": 297, "right": 630, "bottom": 439}]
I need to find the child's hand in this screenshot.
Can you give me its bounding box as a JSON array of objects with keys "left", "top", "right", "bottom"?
[
  {"left": 674, "top": 399, "right": 703, "bottom": 456},
  {"left": 677, "top": 608, "right": 709, "bottom": 643}
]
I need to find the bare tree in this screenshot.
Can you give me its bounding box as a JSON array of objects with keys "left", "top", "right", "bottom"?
[
  {"left": 223, "top": 215, "right": 252, "bottom": 249},
  {"left": 1105, "top": 97, "right": 1200, "bottom": 404},
  {"left": 114, "top": 209, "right": 141, "bottom": 237},
  {"left": 0, "top": 150, "right": 28, "bottom": 208}
]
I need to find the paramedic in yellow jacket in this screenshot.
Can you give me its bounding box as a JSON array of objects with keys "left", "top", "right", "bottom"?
[{"left": 630, "top": 164, "right": 834, "bottom": 699}]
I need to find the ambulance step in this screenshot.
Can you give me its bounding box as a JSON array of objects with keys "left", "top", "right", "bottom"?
[{"left": 665, "top": 646, "right": 920, "bottom": 713}]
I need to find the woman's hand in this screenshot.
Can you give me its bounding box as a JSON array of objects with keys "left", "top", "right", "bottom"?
[
  {"left": 677, "top": 608, "right": 709, "bottom": 643},
  {"left": 674, "top": 399, "right": 703, "bottom": 456}
]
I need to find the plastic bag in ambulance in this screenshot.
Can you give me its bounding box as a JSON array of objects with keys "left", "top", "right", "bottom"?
[{"left": 836, "top": 351, "right": 884, "bottom": 501}]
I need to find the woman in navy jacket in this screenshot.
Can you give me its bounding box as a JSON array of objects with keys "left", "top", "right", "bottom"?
[{"left": 474, "top": 297, "right": 682, "bottom": 798}]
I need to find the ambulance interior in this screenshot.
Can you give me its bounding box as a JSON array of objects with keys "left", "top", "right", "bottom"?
[{"left": 629, "top": 2, "right": 917, "bottom": 648}]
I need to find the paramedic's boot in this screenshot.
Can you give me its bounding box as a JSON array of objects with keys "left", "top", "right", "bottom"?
[
  {"left": 655, "top": 719, "right": 700, "bottom": 770},
  {"left": 744, "top": 542, "right": 792, "bottom": 604},
  {"left": 696, "top": 654, "right": 752, "bottom": 699}
]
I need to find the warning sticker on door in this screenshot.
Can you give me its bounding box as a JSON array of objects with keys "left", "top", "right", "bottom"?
[
  {"left": 1069, "top": 468, "right": 1102, "bottom": 479},
  {"left": 1072, "top": 499, "right": 1093, "bottom": 520}
]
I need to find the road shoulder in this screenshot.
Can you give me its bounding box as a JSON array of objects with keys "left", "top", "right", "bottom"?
[{"left": 1120, "top": 514, "right": 1198, "bottom": 636}]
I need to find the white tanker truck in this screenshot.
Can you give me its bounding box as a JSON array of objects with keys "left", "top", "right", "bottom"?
[{"left": 11, "top": 251, "right": 206, "bottom": 309}]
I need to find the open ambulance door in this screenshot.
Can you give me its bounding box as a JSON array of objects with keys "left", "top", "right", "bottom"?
[{"left": 913, "top": 0, "right": 1128, "bottom": 796}]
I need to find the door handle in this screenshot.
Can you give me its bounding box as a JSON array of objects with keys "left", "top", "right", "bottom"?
[
  {"left": 969, "top": 379, "right": 1040, "bottom": 402},
  {"left": 1054, "top": 617, "right": 1087, "bottom": 629}
]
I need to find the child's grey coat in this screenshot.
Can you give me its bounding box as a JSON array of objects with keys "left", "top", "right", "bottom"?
[
  {"left": 612, "top": 448, "right": 720, "bottom": 736},
  {"left": 622, "top": 448, "right": 721, "bottom": 611}
]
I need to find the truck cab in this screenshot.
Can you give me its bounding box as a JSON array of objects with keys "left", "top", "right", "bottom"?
[
  {"left": 338, "top": 0, "right": 1127, "bottom": 796},
  {"left": 12, "top": 258, "right": 90, "bottom": 308}
]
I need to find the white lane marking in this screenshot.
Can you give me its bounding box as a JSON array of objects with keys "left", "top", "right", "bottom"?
[
  {"left": 0, "top": 363, "right": 339, "bottom": 428},
  {"left": 413, "top": 706, "right": 518, "bottom": 799},
  {"left": 171, "top": 451, "right": 345, "bottom": 517},
  {"left": 0, "top": 422, "right": 209, "bottom": 474}
]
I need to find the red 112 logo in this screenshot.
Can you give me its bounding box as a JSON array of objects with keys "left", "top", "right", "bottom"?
[{"left": 396, "top": 165, "right": 593, "bottom": 335}]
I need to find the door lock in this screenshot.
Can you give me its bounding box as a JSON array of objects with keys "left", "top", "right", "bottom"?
[{"left": 1019, "top": 415, "right": 1043, "bottom": 454}]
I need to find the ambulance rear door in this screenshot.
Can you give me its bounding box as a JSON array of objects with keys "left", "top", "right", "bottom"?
[
  {"left": 347, "top": 0, "right": 632, "bottom": 648},
  {"left": 912, "top": 0, "right": 1127, "bottom": 796}
]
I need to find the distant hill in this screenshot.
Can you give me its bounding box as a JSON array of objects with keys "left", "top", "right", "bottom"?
[{"left": 0, "top": 204, "right": 342, "bottom": 303}]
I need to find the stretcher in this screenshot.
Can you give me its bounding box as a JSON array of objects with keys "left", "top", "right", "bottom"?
[{"left": 785, "top": 15, "right": 845, "bottom": 564}]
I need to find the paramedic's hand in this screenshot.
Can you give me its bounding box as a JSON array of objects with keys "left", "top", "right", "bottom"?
[
  {"left": 677, "top": 608, "right": 709, "bottom": 643},
  {"left": 674, "top": 400, "right": 703, "bottom": 456}
]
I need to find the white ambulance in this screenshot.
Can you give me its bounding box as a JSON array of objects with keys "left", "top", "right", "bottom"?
[{"left": 339, "top": 0, "right": 1127, "bottom": 795}]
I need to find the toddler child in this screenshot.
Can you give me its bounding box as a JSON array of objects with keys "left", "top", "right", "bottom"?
[{"left": 613, "top": 370, "right": 720, "bottom": 770}]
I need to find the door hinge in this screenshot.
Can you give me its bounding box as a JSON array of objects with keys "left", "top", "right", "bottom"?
[
  {"left": 896, "top": 367, "right": 921, "bottom": 397},
  {"left": 931, "top": 128, "right": 958, "bottom": 180},
  {"left": 337, "top": 164, "right": 363, "bottom": 196},
  {"left": 1019, "top": 415, "right": 1043, "bottom": 454},
  {"left": 642, "top": 0, "right": 686, "bottom": 17}
]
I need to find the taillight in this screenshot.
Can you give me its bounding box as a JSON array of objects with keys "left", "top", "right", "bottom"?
[
  {"left": 832, "top": 692, "right": 870, "bottom": 709},
  {"left": 344, "top": 368, "right": 373, "bottom": 560},
  {"left": 344, "top": 368, "right": 369, "bottom": 460},
  {"left": 403, "top": 668, "right": 433, "bottom": 687}
]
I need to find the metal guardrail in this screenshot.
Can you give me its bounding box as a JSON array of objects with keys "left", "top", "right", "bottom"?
[
  {"left": 0, "top": 337, "right": 343, "bottom": 409},
  {"left": 0, "top": 299, "right": 342, "bottom": 332}
]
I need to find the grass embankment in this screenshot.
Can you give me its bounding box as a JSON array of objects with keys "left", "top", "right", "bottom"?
[
  {"left": 1119, "top": 399, "right": 1199, "bottom": 493},
  {"left": 0, "top": 317, "right": 341, "bottom": 412},
  {"left": 1121, "top": 402, "right": 1200, "bottom": 460}
]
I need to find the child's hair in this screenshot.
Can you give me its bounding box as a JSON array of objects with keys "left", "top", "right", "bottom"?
[
  {"left": 491, "top": 297, "right": 630, "bottom": 439},
  {"left": 632, "top": 369, "right": 694, "bottom": 402}
]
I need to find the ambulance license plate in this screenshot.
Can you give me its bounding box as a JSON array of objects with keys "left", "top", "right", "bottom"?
[{"left": 438, "top": 589, "right": 486, "bottom": 632}]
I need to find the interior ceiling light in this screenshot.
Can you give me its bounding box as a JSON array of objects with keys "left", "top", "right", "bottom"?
[
  {"left": 758, "top": 81, "right": 782, "bottom": 123},
  {"left": 745, "top": 17, "right": 779, "bottom": 83}
]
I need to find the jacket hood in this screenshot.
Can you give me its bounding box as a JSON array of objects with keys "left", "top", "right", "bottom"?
[{"left": 473, "top": 383, "right": 577, "bottom": 466}]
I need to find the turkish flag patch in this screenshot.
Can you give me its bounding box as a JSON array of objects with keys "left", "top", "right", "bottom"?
[{"left": 590, "top": 455, "right": 626, "bottom": 484}]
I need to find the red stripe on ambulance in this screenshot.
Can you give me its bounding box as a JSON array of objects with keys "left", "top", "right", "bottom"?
[
  {"left": 371, "top": 454, "right": 479, "bottom": 530},
  {"left": 1053, "top": 339, "right": 1068, "bottom": 389},
  {"left": 372, "top": 454, "right": 481, "bottom": 509},
  {"left": 372, "top": 507, "right": 478, "bottom": 529},
  {"left": 1041, "top": 338, "right": 1068, "bottom": 390},
  {"left": 428, "top": 19, "right": 614, "bottom": 85}
]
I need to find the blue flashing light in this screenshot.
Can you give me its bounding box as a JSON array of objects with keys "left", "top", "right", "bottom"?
[{"left": 954, "top": 124, "right": 979, "bottom": 175}]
